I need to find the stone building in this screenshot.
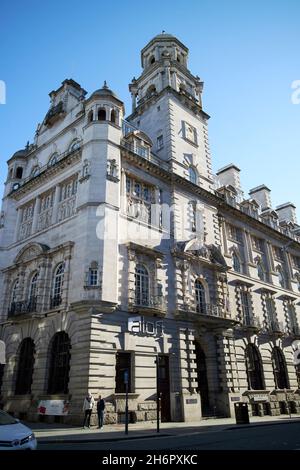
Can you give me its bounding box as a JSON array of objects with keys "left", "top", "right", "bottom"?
[{"left": 0, "top": 33, "right": 299, "bottom": 425}]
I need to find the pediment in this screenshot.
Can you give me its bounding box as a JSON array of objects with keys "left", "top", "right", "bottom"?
[{"left": 15, "top": 242, "right": 50, "bottom": 263}]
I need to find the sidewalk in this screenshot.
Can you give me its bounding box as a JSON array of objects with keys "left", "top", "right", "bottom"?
[{"left": 27, "top": 414, "right": 300, "bottom": 444}]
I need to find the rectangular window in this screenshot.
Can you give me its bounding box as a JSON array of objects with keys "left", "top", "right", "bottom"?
[
  {"left": 227, "top": 224, "right": 243, "bottom": 243},
  {"left": 252, "top": 236, "right": 264, "bottom": 252},
  {"left": 157, "top": 135, "right": 164, "bottom": 150},
  {"left": 88, "top": 269, "right": 98, "bottom": 286},
  {"left": 126, "top": 175, "right": 154, "bottom": 224},
  {"left": 115, "top": 352, "right": 132, "bottom": 393},
  {"left": 240, "top": 291, "right": 252, "bottom": 325}
]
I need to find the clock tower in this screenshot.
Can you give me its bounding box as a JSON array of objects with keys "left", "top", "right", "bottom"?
[{"left": 127, "top": 33, "right": 213, "bottom": 191}]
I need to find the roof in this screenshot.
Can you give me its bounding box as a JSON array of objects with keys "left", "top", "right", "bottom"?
[{"left": 89, "top": 81, "right": 123, "bottom": 103}]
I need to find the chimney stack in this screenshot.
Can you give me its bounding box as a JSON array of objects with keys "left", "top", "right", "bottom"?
[
  {"left": 216, "top": 164, "right": 242, "bottom": 193},
  {"left": 276, "top": 202, "right": 297, "bottom": 224},
  {"left": 249, "top": 185, "right": 271, "bottom": 211}
]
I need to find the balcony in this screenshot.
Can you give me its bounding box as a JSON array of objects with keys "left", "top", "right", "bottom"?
[
  {"left": 176, "top": 301, "right": 237, "bottom": 329},
  {"left": 129, "top": 294, "right": 166, "bottom": 316},
  {"left": 50, "top": 295, "right": 62, "bottom": 309},
  {"left": 121, "top": 139, "right": 170, "bottom": 172},
  {"left": 241, "top": 315, "right": 261, "bottom": 331},
  {"left": 196, "top": 303, "right": 223, "bottom": 317},
  {"left": 8, "top": 297, "right": 37, "bottom": 318},
  {"left": 264, "top": 320, "right": 285, "bottom": 336}
]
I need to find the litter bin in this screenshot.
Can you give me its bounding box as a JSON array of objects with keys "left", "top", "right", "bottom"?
[{"left": 234, "top": 402, "right": 249, "bottom": 424}]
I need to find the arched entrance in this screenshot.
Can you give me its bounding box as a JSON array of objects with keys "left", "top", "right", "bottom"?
[{"left": 195, "top": 342, "right": 210, "bottom": 416}]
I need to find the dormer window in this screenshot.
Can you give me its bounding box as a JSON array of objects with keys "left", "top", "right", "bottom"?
[
  {"left": 149, "top": 56, "right": 155, "bottom": 65},
  {"left": 15, "top": 167, "right": 23, "bottom": 179}
]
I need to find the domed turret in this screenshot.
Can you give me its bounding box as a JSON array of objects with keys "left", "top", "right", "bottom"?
[{"left": 86, "top": 81, "right": 124, "bottom": 126}]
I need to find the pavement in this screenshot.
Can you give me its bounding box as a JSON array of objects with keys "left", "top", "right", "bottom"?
[{"left": 25, "top": 414, "right": 300, "bottom": 444}]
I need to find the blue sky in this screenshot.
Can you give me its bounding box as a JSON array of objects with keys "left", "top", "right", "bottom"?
[{"left": 1, "top": 0, "right": 299, "bottom": 214}]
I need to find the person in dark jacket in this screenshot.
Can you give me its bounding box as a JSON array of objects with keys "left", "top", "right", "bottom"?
[{"left": 97, "top": 395, "right": 105, "bottom": 429}]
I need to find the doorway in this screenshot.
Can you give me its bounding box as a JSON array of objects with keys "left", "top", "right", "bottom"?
[
  {"left": 158, "top": 355, "right": 171, "bottom": 422},
  {"left": 195, "top": 342, "right": 210, "bottom": 416}
]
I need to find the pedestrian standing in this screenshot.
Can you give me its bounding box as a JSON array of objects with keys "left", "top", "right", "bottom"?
[
  {"left": 97, "top": 395, "right": 105, "bottom": 429},
  {"left": 82, "top": 392, "right": 94, "bottom": 428}
]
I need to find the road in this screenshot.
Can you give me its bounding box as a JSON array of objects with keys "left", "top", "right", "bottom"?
[{"left": 37, "top": 421, "right": 300, "bottom": 450}]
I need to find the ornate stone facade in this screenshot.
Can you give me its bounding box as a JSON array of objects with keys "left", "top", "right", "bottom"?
[{"left": 0, "top": 34, "right": 299, "bottom": 425}]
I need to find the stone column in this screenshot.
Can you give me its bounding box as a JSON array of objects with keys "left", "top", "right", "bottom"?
[
  {"left": 32, "top": 196, "right": 41, "bottom": 233},
  {"left": 51, "top": 185, "right": 61, "bottom": 224}
]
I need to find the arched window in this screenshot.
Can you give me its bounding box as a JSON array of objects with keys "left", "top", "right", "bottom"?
[
  {"left": 51, "top": 263, "right": 64, "bottom": 308},
  {"left": 272, "top": 347, "right": 289, "bottom": 389},
  {"left": 97, "top": 108, "right": 106, "bottom": 121},
  {"left": 195, "top": 279, "right": 206, "bottom": 314},
  {"left": 9, "top": 279, "right": 19, "bottom": 315},
  {"left": 48, "top": 153, "right": 58, "bottom": 167},
  {"left": 110, "top": 109, "right": 116, "bottom": 124},
  {"left": 149, "top": 55, "right": 155, "bottom": 65},
  {"left": 257, "top": 261, "right": 266, "bottom": 281},
  {"left": 28, "top": 272, "right": 38, "bottom": 312},
  {"left": 15, "top": 338, "right": 35, "bottom": 395},
  {"left": 245, "top": 344, "right": 265, "bottom": 390},
  {"left": 47, "top": 332, "right": 71, "bottom": 394},
  {"left": 135, "top": 264, "right": 149, "bottom": 306},
  {"left": 15, "top": 167, "right": 23, "bottom": 179},
  {"left": 11, "top": 279, "right": 19, "bottom": 304},
  {"left": 232, "top": 252, "right": 241, "bottom": 273},
  {"left": 188, "top": 166, "right": 197, "bottom": 184},
  {"left": 88, "top": 110, "right": 93, "bottom": 122}
]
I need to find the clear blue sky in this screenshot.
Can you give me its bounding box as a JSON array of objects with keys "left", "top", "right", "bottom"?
[{"left": 1, "top": 0, "right": 299, "bottom": 214}]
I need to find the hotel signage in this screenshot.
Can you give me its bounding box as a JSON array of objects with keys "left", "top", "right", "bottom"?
[{"left": 128, "top": 316, "right": 164, "bottom": 337}]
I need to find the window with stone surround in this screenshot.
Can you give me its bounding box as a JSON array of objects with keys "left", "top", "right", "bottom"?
[
  {"left": 286, "top": 303, "right": 298, "bottom": 335},
  {"left": 195, "top": 279, "right": 206, "bottom": 313},
  {"left": 227, "top": 224, "right": 243, "bottom": 243},
  {"left": 27, "top": 272, "right": 38, "bottom": 312},
  {"left": 19, "top": 201, "right": 34, "bottom": 240},
  {"left": 126, "top": 175, "right": 154, "bottom": 224},
  {"left": 38, "top": 190, "right": 54, "bottom": 231},
  {"left": 256, "top": 259, "right": 267, "bottom": 282},
  {"left": 272, "top": 347, "right": 289, "bottom": 390},
  {"left": 240, "top": 290, "right": 253, "bottom": 326},
  {"left": 188, "top": 166, "right": 197, "bottom": 184},
  {"left": 50, "top": 263, "right": 64, "bottom": 308},
  {"left": 86, "top": 261, "right": 99, "bottom": 287},
  {"left": 135, "top": 264, "right": 149, "bottom": 306},
  {"left": 232, "top": 252, "right": 242, "bottom": 273},
  {"left": 57, "top": 177, "right": 78, "bottom": 222},
  {"left": 273, "top": 245, "right": 284, "bottom": 261},
  {"left": 245, "top": 344, "right": 265, "bottom": 390},
  {"left": 252, "top": 236, "right": 264, "bottom": 252},
  {"left": 47, "top": 332, "right": 71, "bottom": 395}
]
